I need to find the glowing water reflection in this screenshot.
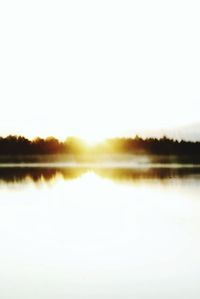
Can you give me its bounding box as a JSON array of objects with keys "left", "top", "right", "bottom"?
[{"left": 0, "top": 165, "right": 200, "bottom": 298}]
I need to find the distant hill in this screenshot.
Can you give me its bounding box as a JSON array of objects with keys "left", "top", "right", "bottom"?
[
  {"left": 163, "top": 123, "right": 200, "bottom": 142},
  {"left": 139, "top": 123, "right": 200, "bottom": 142}
]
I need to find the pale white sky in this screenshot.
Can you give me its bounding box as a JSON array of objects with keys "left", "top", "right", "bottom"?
[{"left": 0, "top": 0, "right": 200, "bottom": 142}]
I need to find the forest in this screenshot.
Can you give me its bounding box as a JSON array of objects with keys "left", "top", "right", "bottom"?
[{"left": 0, "top": 135, "right": 199, "bottom": 156}]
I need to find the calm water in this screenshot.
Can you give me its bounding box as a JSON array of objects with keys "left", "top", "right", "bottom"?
[{"left": 0, "top": 165, "right": 200, "bottom": 299}]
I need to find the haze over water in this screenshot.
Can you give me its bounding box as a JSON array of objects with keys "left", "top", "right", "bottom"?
[{"left": 0, "top": 164, "right": 200, "bottom": 299}]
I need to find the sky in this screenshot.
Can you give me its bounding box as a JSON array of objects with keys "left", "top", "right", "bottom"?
[{"left": 0, "top": 0, "right": 200, "bottom": 142}]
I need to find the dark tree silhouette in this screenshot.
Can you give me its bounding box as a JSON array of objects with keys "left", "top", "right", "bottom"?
[{"left": 0, "top": 135, "right": 199, "bottom": 160}]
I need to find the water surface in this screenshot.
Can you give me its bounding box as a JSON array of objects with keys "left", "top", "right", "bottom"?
[{"left": 0, "top": 164, "right": 200, "bottom": 298}]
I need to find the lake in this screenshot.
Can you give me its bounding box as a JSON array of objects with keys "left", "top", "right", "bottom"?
[{"left": 0, "top": 164, "right": 200, "bottom": 298}]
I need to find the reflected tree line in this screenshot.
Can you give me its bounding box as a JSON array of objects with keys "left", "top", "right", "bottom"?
[
  {"left": 0, "top": 166, "right": 200, "bottom": 185},
  {"left": 0, "top": 167, "right": 85, "bottom": 183},
  {"left": 0, "top": 135, "right": 200, "bottom": 156}
]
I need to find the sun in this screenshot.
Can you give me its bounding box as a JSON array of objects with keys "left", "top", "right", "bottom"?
[
  {"left": 53, "top": 121, "right": 115, "bottom": 147},
  {"left": 80, "top": 134, "right": 106, "bottom": 147}
]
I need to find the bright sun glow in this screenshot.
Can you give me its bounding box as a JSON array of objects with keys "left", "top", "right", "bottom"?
[
  {"left": 77, "top": 133, "right": 110, "bottom": 147},
  {"left": 0, "top": 1, "right": 200, "bottom": 141}
]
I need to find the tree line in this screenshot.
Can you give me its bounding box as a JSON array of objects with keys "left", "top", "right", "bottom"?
[{"left": 0, "top": 135, "right": 199, "bottom": 156}]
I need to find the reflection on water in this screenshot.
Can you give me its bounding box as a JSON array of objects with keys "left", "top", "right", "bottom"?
[
  {"left": 0, "top": 164, "right": 200, "bottom": 299},
  {"left": 0, "top": 166, "right": 85, "bottom": 184},
  {"left": 0, "top": 164, "right": 200, "bottom": 185}
]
